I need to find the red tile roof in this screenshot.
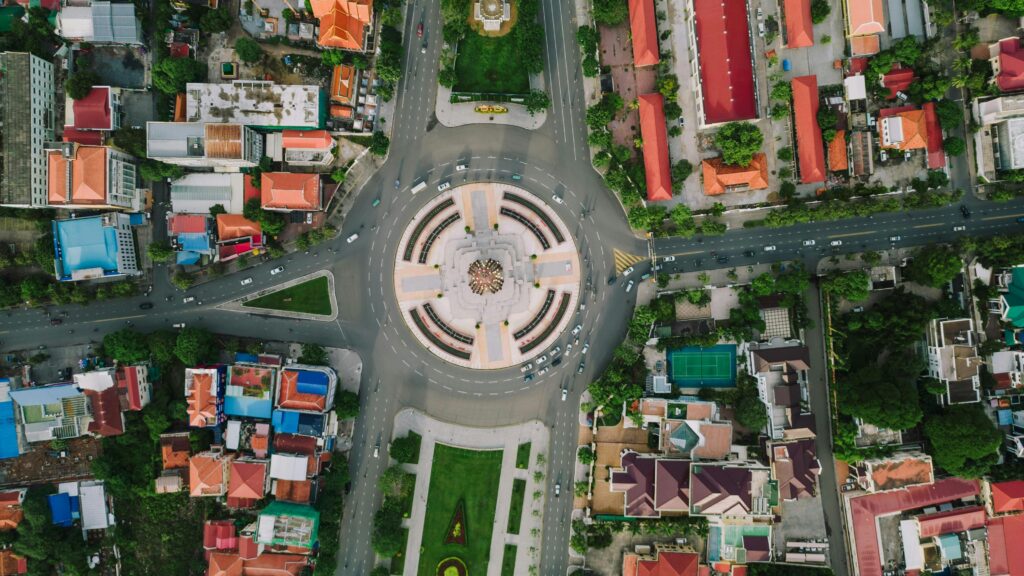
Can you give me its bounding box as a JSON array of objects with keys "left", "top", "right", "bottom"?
[
  {"left": 276, "top": 371, "right": 328, "bottom": 412},
  {"left": 84, "top": 386, "right": 125, "bottom": 437},
  {"left": 916, "top": 505, "right": 986, "bottom": 537},
  {"left": 217, "top": 214, "right": 262, "bottom": 242},
  {"left": 993, "top": 480, "right": 1024, "bottom": 514},
  {"left": 207, "top": 551, "right": 307, "bottom": 576},
  {"left": 47, "top": 146, "right": 108, "bottom": 206},
  {"left": 828, "top": 130, "right": 849, "bottom": 172},
  {"left": 273, "top": 433, "right": 317, "bottom": 456},
  {"left": 923, "top": 101, "right": 946, "bottom": 169},
  {"left": 628, "top": 0, "right": 659, "bottom": 67},
  {"left": 261, "top": 173, "right": 321, "bottom": 211},
  {"left": 275, "top": 479, "right": 312, "bottom": 503},
  {"left": 791, "top": 75, "right": 826, "bottom": 184},
  {"left": 116, "top": 365, "right": 146, "bottom": 411},
  {"left": 311, "top": 0, "right": 371, "bottom": 51},
  {"left": 169, "top": 214, "right": 209, "bottom": 235},
  {"left": 848, "top": 478, "right": 978, "bottom": 576},
  {"left": 701, "top": 154, "right": 769, "bottom": 195},
  {"left": 636, "top": 551, "right": 700, "bottom": 576},
  {"left": 693, "top": 0, "right": 757, "bottom": 124},
  {"left": 882, "top": 65, "right": 915, "bottom": 99},
  {"left": 169, "top": 42, "right": 190, "bottom": 58},
  {"left": 0, "top": 551, "right": 26, "bottom": 576},
  {"left": 228, "top": 461, "right": 267, "bottom": 506},
  {"left": 160, "top": 433, "right": 191, "bottom": 470},
  {"left": 783, "top": 0, "right": 813, "bottom": 49},
  {"left": 281, "top": 130, "right": 333, "bottom": 150},
  {"left": 72, "top": 87, "right": 112, "bottom": 130},
  {"left": 62, "top": 127, "right": 104, "bottom": 145},
  {"left": 330, "top": 65, "right": 356, "bottom": 104},
  {"left": 989, "top": 514, "right": 1024, "bottom": 576},
  {"left": 998, "top": 38, "right": 1024, "bottom": 93},
  {"left": 850, "top": 35, "right": 881, "bottom": 56},
  {"left": 846, "top": 0, "right": 885, "bottom": 36},
  {"left": 848, "top": 57, "right": 870, "bottom": 75},
  {"left": 203, "top": 520, "right": 238, "bottom": 553},
  {"left": 637, "top": 93, "right": 672, "bottom": 202},
  {"left": 187, "top": 370, "right": 220, "bottom": 427}
]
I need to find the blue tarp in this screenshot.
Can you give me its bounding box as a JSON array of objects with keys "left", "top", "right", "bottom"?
[
  {"left": 177, "top": 232, "right": 211, "bottom": 253},
  {"left": 272, "top": 410, "right": 324, "bottom": 437},
  {"left": 48, "top": 493, "right": 78, "bottom": 527},
  {"left": 0, "top": 401, "right": 19, "bottom": 460},
  {"left": 295, "top": 370, "right": 328, "bottom": 396},
  {"left": 234, "top": 353, "right": 259, "bottom": 363}
]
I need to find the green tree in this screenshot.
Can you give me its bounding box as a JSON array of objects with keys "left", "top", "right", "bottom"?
[
  {"left": 524, "top": 89, "right": 551, "bottom": 116},
  {"left": 335, "top": 390, "right": 359, "bottom": 419},
  {"left": 298, "top": 343, "right": 329, "bottom": 365},
  {"left": 577, "top": 446, "right": 595, "bottom": 465},
  {"left": 809, "top": 0, "right": 831, "bottom": 23},
  {"left": 822, "top": 270, "right": 870, "bottom": 301},
  {"left": 838, "top": 354, "right": 923, "bottom": 430},
  {"left": 733, "top": 377, "right": 768, "bottom": 431},
  {"left": 171, "top": 271, "right": 194, "bottom": 290},
  {"left": 943, "top": 136, "right": 966, "bottom": 156},
  {"left": 592, "top": 0, "right": 629, "bottom": 25},
  {"left": 904, "top": 244, "right": 962, "bottom": 288},
  {"left": 147, "top": 331, "right": 179, "bottom": 365},
  {"left": 817, "top": 106, "right": 838, "bottom": 132},
  {"left": 369, "top": 131, "right": 390, "bottom": 157},
  {"left": 389, "top": 434, "right": 421, "bottom": 464},
  {"left": 139, "top": 160, "right": 184, "bottom": 182},
  {"left": 777, "top": 147, "right": 793, "bottom": 161},
  {"left": 671, "top": 159, "right": 693, "bottom": 183},
  {"left": 147, "top": 242, "right": 175, "bottom": 263},
  {"left": 152, "top": 57, "right": 205, "bottom": 94},
  {"left": 174, "top": 327, "right": 214, "bottom": 366},
  {"left": 111, "top": 127, "right": 147, "bottom": 157},
  {"left": 103, "top": 329, "right": 150, "bottom": 363},
  {"left": 934, "top": 99, "right": 963, "bottom": 130},
  {"left": 64, "top": 70, "right": 99, "bottom": 100},
  {"left": 714, "top": 122, "right": 763, "bottom": 166},
  {"left": 924, "top": 404, "right": 1001, "bottom": 478},
  {"left": 770, "top": 82, "right": 792, "bottom": 102},
  {"left": 199, "top": 8, "right": 233, "bottom": 33},
  {"left": 657, "top": 74, "right": 679, "bottom": 101},
  {"left": 233, "top": 37, "right": 263, "bottom": 63},
  {"left": 209, "top": 204, "right": 227, "bottom": 216}
]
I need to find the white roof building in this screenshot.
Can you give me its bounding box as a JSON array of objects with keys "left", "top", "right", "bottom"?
[
  {"left": 269, "top": 454, "right": 308, "bottom": 481},
  {"left": 57, "top": 2, "right": 142, "bottom": 44},
  {"left": 169, "top": 173, "right": 245, "bottom": 214},
  {"left": 185, "top": 81, "right": 321, "bottom": 128}
]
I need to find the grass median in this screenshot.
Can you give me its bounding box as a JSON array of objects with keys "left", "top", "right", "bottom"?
[
  {"left": 453, "top": 33, "right": 530, "bottom": 94},
  {"left": 242, "top": 276, "right": 332, "bottom": 316}
]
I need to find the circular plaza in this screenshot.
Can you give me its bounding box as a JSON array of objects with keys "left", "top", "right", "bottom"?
[{"left": 393, "top": 182, "right": 580, "bottom": 369}]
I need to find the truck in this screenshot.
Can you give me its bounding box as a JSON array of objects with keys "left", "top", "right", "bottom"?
[{"left": 410, "top": 180, "right": 427, "bottom": 194}]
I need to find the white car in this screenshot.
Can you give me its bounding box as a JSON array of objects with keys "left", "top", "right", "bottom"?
[
  {"left": 437, "top": 181, "right": 451, "bottom": 192},
  {"left": 271, "top": 266, "right": 285, "bottom": 275},
  {"left": 662, "top": 256, "right": 676, "bottom": 262},
  {"left": 172, "top": 323, "right": 186, "bottom": 329},
  {"left": 581, "top": 343, "right": 590, "bottom": 355},
  {"left": 550, "top": 346, "right": 562, "bottom": 356},
  {"left": 802, "top": 240, "right": 816, "bottom": 246},
  {"left": 890, "top": 235, "right": 902, "bottom": 242},
  {"left": 537, "top": 366, "right": 550, "bottom": 375},
  {"left": 829, "top": 240, "right": 843, "bottom": 247},
  {"left": 561, "top": 388, "right": 568, "bottom": 401},
  {"left": 551, "top": 194, "right": 565, "bottom": 205},
  {"left": 764, "top": 245, "right": 776, "bottom": 252},
  {"left": 183, "top": 296, "right": 195, "bottom": 303},
  {"left": 625, "top": 280, "right": 635, "bottom": 292},
  {"left": 519, "top": 363, "right": 533, "bottom": 373},
  {"left": 554, "top": 482, "right": 561, "bottom": 497},
  {"left": 240, "top": 277, "right": 253, "bottom": 286},
  {"left": 455, "top": 163, "right": 467, "bottom": 171},
  {"left": 571, "top": 324, "right": 583, "bottom": 336},
  {"left": 537, "top": 355, "right": 549, "bottom": 364},
  {"left": 953, "top": 225, "right": 967, "bottom": 232},
  {"left": 622, "top": 266, "right": 635, "bottom": 277},
  {"left": 346, "top": 233, "right": 359, "bottom": 244}
]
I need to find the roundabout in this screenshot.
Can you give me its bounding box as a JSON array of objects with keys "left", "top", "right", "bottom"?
[{"left": 393, "top": 182, "right": 581, "bottom": 369}]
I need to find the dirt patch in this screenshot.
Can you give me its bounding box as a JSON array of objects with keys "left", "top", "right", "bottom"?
[{"left": 0, "top": 436, "right": 101, "bottom": 487}]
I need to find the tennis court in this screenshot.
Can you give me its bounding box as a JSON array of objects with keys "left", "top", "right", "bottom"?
[{"left": 667, "top": 344, "right": 737, "bottom": 388}]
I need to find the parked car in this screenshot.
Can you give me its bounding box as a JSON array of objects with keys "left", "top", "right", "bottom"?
[
  {"left": 271, "top": 266, "right": 285, "bottom": 275},
  {"left": 577, "top": 361, "right": 585, "bottom": 374},
  {"left": 550, "top": 346, "right": 562, "bottom": 356},
  {"left": 537, "top": 366, "right": 550, "bottom": 375},
  {"left": 139, "top": 302, "right": 153, "bottom": 310},
  {"left": 520, "top": 363, "right": 533, "bottom": 373},
  {"left": 437, "top": 181, "right": 451, "bottom": 192},
  {"left": 455, "top": 163, "right": 467, "bottom": 171},
  {"left": 716, "top": 256, "right": 729, "bottom": 264},
  {"left": 537, "top": 355, "right": 548, "bottom": 364},
  {"left": 571, "top": 324, "right": 583, "bottom": 336},
  {"left": 625, "top": 280, "right": 635, "bottom": 292},
  {"left": 551, "top": 194, "right": 564, "bottom": 205},
  {"left": 552, "top": 357, "right": 563, "bottom": 367},
  {"left": 183, "top": 296, "right": 195, "bottom": 303},
  {"left": 240, "top": 277, "right": 253, "bottom": 285}
]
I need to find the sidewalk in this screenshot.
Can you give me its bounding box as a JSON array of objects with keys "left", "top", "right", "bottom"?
[
  {"left": 392, "top": 408, "right": 550, "bottom": 576},
  {"left": 435, "top": 75, "right": 548, "bottom": 129}
]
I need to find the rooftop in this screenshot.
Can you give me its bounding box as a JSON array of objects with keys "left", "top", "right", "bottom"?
[
  {"left": 261, "top": 172, "right": 322, "bottom": 211},
  {"left": 47, "top": 145, "right": 109, "bottom": 206},
  {"left": 701, "top": 154, "right": 769, "bottom": 195},
  {"left": 70, "top": 87, "right": 112, "bottom": 130},
  {"left": 791, "top": 76, "right": 826, "bottom": 184},
  {"left": 275, "top": 367, "right": 335, "bottom": 413},
  {"left": 637, "top": 93, "right": 672, "bottom": 202},
  {"left": 310, "top": 0, "right": 371, "bottom": 51},
  {"left": 771, "top": 438, "right": 820, "bottom": 500},
  {"left": 693, "top": 0, "right": 757, "bottom": 124},
  {"left": 190, "top": 449, "right": 232, "bottom": 497},
  {"left": 185, "top": 368, "right": 221, "bottom": 428},
  {"left": 846, "top": 0, "right": 885, "bottom": 36},
  {"left": 690, "top": 463, "right": 771, "bottom": 517},
  {"left": 52, "top": 214, "right": 124, "bottom": 280},
  {"left": 864, "top": 454, "right": 934, "bottom": 492},
  {"left": 997, "top": 38, "right": 1024, "bottom": 93},
  {"left": 256, "top": 501, "right": 319, "bottom": 549},
  {"left": 185, "top": 81, "right": 321, "bottom": 128},
  {"left": 217, "top": 214, "right": 262, "bottom": 242},
  {"left": 783, "top": 0, "right": 813, "bottom": 49},
  {"left": 628, "top": 0, "right": 659, "bottom": 67},
  {"left": 992, "top": 480, "right": 1024, "bottom": 514}
]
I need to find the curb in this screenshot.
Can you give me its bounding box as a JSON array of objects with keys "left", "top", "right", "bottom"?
[{"left": 215, "top": 269, "right": 339, "bottom": 322}]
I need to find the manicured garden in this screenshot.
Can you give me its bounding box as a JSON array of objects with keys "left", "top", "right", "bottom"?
[
  {"left": 242, "top": 276, "right": 332, "bottom": 315},
  {"left": 453, "top": 32, "right": 531, "bottom": 94},
  {"left": 500, "top": 544, "right": 518, "bottom": 576},
  {"left": 515, "top": 442, "right": 531, "bottom": 469},
  {"left": 419, "top": 444, "right": 504, "bottom": 576},
  {"left": 506, "top": 479, "right": 526, "bottom": 534}
]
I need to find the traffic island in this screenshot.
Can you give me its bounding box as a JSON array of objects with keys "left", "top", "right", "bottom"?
[{"left": 218, "top": 270, "right": 339, "bottom": 321}]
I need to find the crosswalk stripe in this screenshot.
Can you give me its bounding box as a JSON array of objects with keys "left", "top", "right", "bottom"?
[{"left": 612, "top": 249, "right": 646, "bottom": 274}]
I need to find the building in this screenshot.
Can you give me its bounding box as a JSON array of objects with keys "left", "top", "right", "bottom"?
[
  {"left": 988, "top": 480, "right": 1024, "bottom": 515},
  {"left": 0, "top": 551, "right": 26, "bottom": 576},
  {"left": 701, "top": 153, "right": 769, "bottom": 195},
  {"left": 988, "top": 513, "right": 1024, "bottom": 575},
  {"left": 272, "top": 130, "right": 335, "bottom": 167},
  {"left": 224, "top": 357, "right": 280, "bottom": 420},
  {"left": 881, "top": 65, "right": 915, "bottom": 100},
  {"left": 115, "top": 364, "right": 151, "bottom": 411},
  {"left": 207, "top": 550, "right": 307, "bottom": 576},
  {"left": 622, "top": 547, "right": 700, "bottom": 576},
  {"left": 203, "top": 519, "right": 239, "bottom": 557},
  {"left": 783, "top": 0, "right": 813, "bottom": 49},
  {"left": 857, "top": 453, "right": 934, "bottom": 492},
  {"left": 309, "top": 0, "right": 372, "bottom": 51},
  {"left": 170, "top": 172, "right": 245, "bottom": 215},
  {"left": 791, "top": 75, "right": 826, "bottom": 184},
  {"left": 689, "top": 462, "right": 773, "bottom": 518},
  {"left": 56, "top": 1, "right": 142, "bottom": 44},
  {"left": 637, "top": 94, "right": 672, "bottom": 202},
  {"left": 0, "top": 52, "right": 55, "bottom": 208},
  {"left": 64, "top": 86, "right": 120, "bottom": 141},
  {"left": 227, "top": 459, "right": 269, "bottom": 509},
  {"left": 747, "top": 342, "right": 813, "bottom": 440},
  {"left": 168, "top": 213, "right": 214, "bottom": 266},
  {"left": 925, "top": 318, "right": 981, "bottom": 404},
  {"left": 0, "top": 380, "right": 21, "bottom": 461},
  {"left": 973, "top": 95, "right": 1024, "bottom": 181},
  {"left": 185, "top": 367, "right": 224, "bottom": 428},
  {"left": 261, "top": 172, "right": 322, "bottom": 212},
  {"left": 77, "top": 480, "right": 114, "bottom": 537},
  {"left": 184, "top": 81, "right": 321, "bottom": 128},
  {"left": 73, "top": 370, "right": 126, "bottom": 437},
  {"left": 46, "top": 144, "right": 143, "bottom": 211},
  {"left": 844, "top": 0, "right": 884, "bottom": 56},
  {"left": 52, "top": 212, "right": 142, "bottom": 282},
  {"left": 628, "top": 0, "right": 659, "bottom": 67},
  {"left": 990, "top": 38, "right": 1024, "bottom": 94},
  {"left": 990, "top": 265, "right": 1024, "bottom": 328},
  {"left": 770, "top": 438, "right": 820, "bottom": 501},
  {"left": 157, "top": 432, "right": 190, "bottom": 493},
  {"left": 0, "top": 489, "right": 25, "bottom": 532},
  {"left": 9, "top": 384, "right": 91, "bottom": 443},
  {"left": 330, "top": 65, "right": 357, "bottom": 106},
  {"left": 878, "top": 106, "right": 928, "bottom": 150},
  {"left": 923, "top": 102, "right": 946, "bottom": 169},
  {"left": 687, "top": 0, "right": 757, "bottom": 126},
  {"left": 190, "top": 446, "right": 234, "bottom": 497},
  {"left": 256, "top": 501, "right": 319, "bottom": 550},
  {"left": 274, "top": 366, "right": 337, "bottom": 414},
  {"left": 989, "top": 349, "right": 1024, "bottom": 395},
  {"left": 146, "top": 121, "right": 263, "bottom": 169},
  {"left": 216, "top": 214, "right": 265, "bottom": 262}
]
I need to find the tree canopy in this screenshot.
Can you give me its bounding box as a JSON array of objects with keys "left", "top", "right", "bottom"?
[
  {"left": 934, "top": 99, "right": 963, "bottom": 130},
  {"left": 924, "top": 405, "right": 1001, "bottom": 478},
  {"left": 904, "top": 245, "right": 962, "bottom": 288},
  {"left": 233, "top": 37, "right": 263, "bottom": 63},
  {"left": 103, "top": 328, "right": 150, "bottom": 364},
  {"left": 837, "top": 353, "right": 923, "bottom": 430},
  {"left": 174, "top": 327, "right": 215, "bottom": 366},
  {"left": 65, "top": 70, "right": 98, "bottom": 100},
  {"left": 524, "top": 89, "right": 551, "bottom": 116},
  {"left": 943, "top": 136, "right": 966, "bottom": 156},
  {"left": 199, "top": 8, "right": 233, "bottom": 33},
  {"left": 810, "top": 0, "right": 831, "bottom": 23},
  {"left": 821, "top": 270, "right": 870, "bottom": 301},
  {"left": 592, "top": 0, "right": 629, "bottom": 25},
  {"left": 714, "top": 122, "right": 763, "bottom": 166},
  {"left": 152, "top": 57, "right": 205, "bottom": 95}
]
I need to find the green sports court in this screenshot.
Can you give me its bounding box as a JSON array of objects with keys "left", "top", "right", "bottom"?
[{"left": 667, "top": 344, "right": 738, "bottom": 388}]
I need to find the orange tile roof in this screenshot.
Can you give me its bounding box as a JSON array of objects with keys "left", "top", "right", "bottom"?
[
  {"left": 47, "top": 146, "right": 108, "bottom": 206},
  {"left": 850, "top": 34, "right": 880, "bottom": 56},
  {"left": 868, "top": 456, "right": 934, "bottom": 491},
  {"left": 261, "top": 173, "right": 321, "bottom": 211},
  {"left": 992, "top": 480, "right": 1024, "bottom": 514},
  {"left": 161, "top": 433, "right": 191, "bottom": 470},
  {"left": 637, "top": 93, "right": 672, "bottom": 202},
  {"left": 190, "top": 452, "right": 231, "bottom": 497},
  {"left": 330, "top": 105, "right": 353, "bottom": 119},
  {"left": 281, "top": 130, "right": 333, "bottom": 150},
  {"left": 0, "top": 550, "right": 26, "bottom": 576},
  {"left": 187, "top": 371, "right": 219, "bottom": 428},
  {"left": 701, "top": 153, "right": 769, "bottom": 195},
  {"left": 228, "top": 461, "right": 267, "bottom": 501},
  {"left": 0, "top": 506, "right": 23, "bottom": 532},
  {"left": 330, "top": 65, "right": 356, "bottom": 105},
  {"left": 628, "top": 0, "right": 659, "bottom": 67},
  {"left": 791, "top": 75, "right": 826, "bottom": 184},
  {"left": 217, "top": 214, "right": 263, "bottom": 242},
  {"left": 685, "top": 403, "right": 713, "bottom": 420},
  {"left": 276, "top": 370, "right": 328, "bottom": 412},
  {"left": 312, "top": 0, "right": 372, "bottom": 50},
  {"left": 250, "top": 433, "right": 270, "bottom": 458},
  {"left": 878, "top": 109, "right": 928, "bottom": 151},
  {"left": 846, "top": 0, "right": 885, "bottom": 36},
  {"left": 622, "top": 550, "right": 699, "bottom": 576},
  {"left": 692, "top": 422, "right": 732, "bottom": 460},
  {"left": 829, "top": 130, "right": 849, "bottom": 171},
  {"left": 275, "top": 479, "right": 312, "bottom": 503},
  {"left": 783, "top": 0, "right": 813, "bottom": 49},
  {"left": 207, "top": 551, "right": 307, "bottom": 576}
]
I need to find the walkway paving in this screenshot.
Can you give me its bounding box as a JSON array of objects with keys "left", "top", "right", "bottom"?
[
  {"left": 217, "top": 269, "right": 339, "bottom": 321},
  {"left": 435, "top": 76, "right": 548, "bottom": 129},
  {"left": 392, "top": 408, "right": 550, "bottom": 576}
]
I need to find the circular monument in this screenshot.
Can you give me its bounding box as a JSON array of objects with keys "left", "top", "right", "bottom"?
[{"left": 393, "top": 182, "right": 580, "bottom": 369}]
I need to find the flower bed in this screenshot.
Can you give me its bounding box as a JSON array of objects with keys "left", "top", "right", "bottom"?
[{"left": 436, "top": 557, "right": 468, "bottom": 576}]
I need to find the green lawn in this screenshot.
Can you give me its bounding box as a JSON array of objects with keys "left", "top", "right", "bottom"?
[
  {"left": 242, "top": 276, "right": 332, "bottom": 315},
  {"left": 453, "top": 32, "right": 531, "bottom": 94},
  {"left": 501, "top": 544, "right": 518, "bottom": 576},
  {"left": 515, "top": 442, "right": 531, "bottom": 469},
  {"left": 418, "top": 444, "right": 504, "bottom": 576},
  {"left": 507, "top": 479, "right": 526, "bottom": 534}
]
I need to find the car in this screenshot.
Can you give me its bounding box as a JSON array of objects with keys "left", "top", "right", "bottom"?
[
  {"left": 552, "top": 357, "right": 563, "bottom": 367},
  {"left": 394, "top": 179, "right": 400, "bottom": 189},
  {"left": 183, "top": 296, "right": 196, "bottom": 304},
  {"left": 896, "top": 91, "right": 909, "bottom": 102},
  {"left": 640, "top": 272, "right": 651, "bottom": 281},
  {"left": 139, "top": 302, "right": 154, "bottom": 310},
  {"left": 172, "top": 323, "right": 186, "bottom": 329},
  {"left": 346, "top": 233, "right": 359, "bottom": 244},
  {"left": 890, "top": 235, "right": 902, "bottom": 242},
  {"left": 841, "top": 482, "right": 859, "bottom": 493},
  {"left": 421, "top": 43, "right": 427, "bottom": 54},
  {"left": 416, "top": 22, "right": 423, "bottom": 37},
  {"left": 551, "top": 194, "right": 564, "bottom": 205},
  {"left": 606, "top": 275, "right": 617, "bottom": 285},
  {"left": 716, "top": 256, "right": 729, "bottom": 264},
  {"left": 241, "top": 277, "right": 253, "bottom": 286},
  {"left": 960, "top": 204, "right": 971, "bottom": 218},
  {"left": 581, "top": 343, "right": 590, "bottom": 355},
  {"left": 1017, "top": 217, "right": 1024, "bottom": 223},
  {"left": 561, "top": 388, "right": 568, "bottom": 401},
  {"left": 455, "top": 163, "right": 467, "bottom": 171},
  {"left": 852, "top": 306, "right": 865, "bottom": 313},
  {"left": 437, "top": 181, "right": 451, "bottom": 192},
  {"left": 49, "top": 318, "right": 62, "bottom": 325},
  {"left": 625, "top": 280, "right": 635, "bottom": 292},
  {"left": 802, "top": 239, "right": 816, "bottom": 246},
  {"left": 743, "top": 250, "right": 755, "bottom": 257},
  {"left": 550, "top": 346, "right": 562, "bottom": 356},
  {"left": 622, "top": 266, "right": 635, "bottom": 277},
  {"left": 880, "top": 149, "right": 888, "bottom": 162},
  {"left": 662, "top": 256, "right": 676, "bottom": 262},
  {"left": 524, "top": 373, "right": 535, "bottom": 382},
  {"left": 271, "top": 266, "right": 285, "bottom": 275},
  {"left": 757, "top": 21, "right": 765, "bottom": 36},
  {"left": 373, "top": 443, "right": 380, "bottom": 458},
  {"left": 37, "top": 345, "right": 46, "bottom": 350},
  {"left": 756, "top": 7, "right": 763, "bottom": 18},
  {"left": 511, "top": 173, "right": 522, "bottom": 181},
  {"left": 953, "top": 225, "right": 967, "bottom": 232},
  {"left": 764, "top": 245, "right": 776, "bottom": 252},
  {"left": 830, "top": 240, "right": 843, "bottom": 247},
  {"left": 554, "top": 482, "right": 561, "bottom": 497},
  {"left": 372, "top": 197, "right": 381, "bottom": 207},
  {"left": 537, "top": 366, "right": 550, "bottom": 375},
  {"left": 577, "top": 361, "right": 585, "bottom": 374},
  {"left": 571, "top": 324, "right": 583, "bottom": 336},
  {"left": 537, "top": 355, "right": 549, "bottom": 364},
  {"left": 677, "top": 116, "right": 685, "bottom": 127},
  {"left": 520, "top": 363, "right": 533, "bottom": 373}
]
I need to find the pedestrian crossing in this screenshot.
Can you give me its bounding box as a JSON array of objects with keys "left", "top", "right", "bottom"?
[{"left": 612, "top": 249, "right": 647, "bottom": 274}]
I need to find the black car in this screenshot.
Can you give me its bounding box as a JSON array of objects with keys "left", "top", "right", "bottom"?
[
  {"left": 607, "top": 275, "right": 617, "bottom": 286},
  {"left": 716, "top": 256, "right": 729, "bottom": 264},
  {"left": 139, "top": 302, "right": 154, "bottom": 310},
  {"left": 743, "top": 250, "right": 755, "bottom": 257},
  {"left": 552, "top": 357, "right": 563, "bottom": 367},
  {"left": 960, "top": 204, "right": 971, "bottom": 218},
  {"left": 49, "top": 318, "right": 62, "bottom": 326}
]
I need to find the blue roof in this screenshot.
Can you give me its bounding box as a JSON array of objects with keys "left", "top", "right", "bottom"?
[
  {"left": 177, "top": 232, "right": 211, "bottom": 253},
  {"left": 128, "top": 213, "right": 146, "bottom": 225},
  {"left": 272, "top": 410, "right": 323, "bottom": 436},
  {"left": 0, "top": 401, "right": 19, "bottom": 460},
  {"left": 176, "top": 251, "right": 201, "bottom": 265},
  {"left": 10, "top": 383, "right": 81, "bottom": 406},
  {"left": 1000, "top": 409, "right": 1014, "bottom": 426},
  {"left": 296, "top": 369, "right": 328, "bottom": 396},
  {"left": 48, "top": 493, "right": 78, "bottom": 527},
  {"left": 224, "top": 396, "right": 273, "bottom": 419},
  {"left": 937, "top": 533, "right": 962, "bottom": 560},
  {"left": 234, "top": 353, "right": 259, "bottom": 363},
  {"left": 53, "top": 217, "right": 120, "bottom": 279}
]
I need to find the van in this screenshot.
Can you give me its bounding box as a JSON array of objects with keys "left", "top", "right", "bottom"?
[{"left": 410, "top": 180, "right": 427, "bottom": 194}]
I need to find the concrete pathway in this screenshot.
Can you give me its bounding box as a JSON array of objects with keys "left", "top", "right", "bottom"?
[
  {"left": 217, "top": 269, "right": 339, "bottom": 321},
  {"left": 435, "top": 77, "right": 548, "bottom": 129},
  {"left": 392, "top": 408, "right": 550, "bottom": 576}
]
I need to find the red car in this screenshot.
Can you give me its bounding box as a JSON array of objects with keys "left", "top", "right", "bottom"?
[{"left": 417, "top": 22, "right": 423, "bottom": 37}]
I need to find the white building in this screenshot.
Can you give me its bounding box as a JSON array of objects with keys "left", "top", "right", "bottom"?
[
  {"left": 57, "top": 2, "right": 143, "bottom": 44},
  {"left": 747, "top": 341, "right": 814, "bottom": 440},
  {"left": 972, "top": 94, "right": 1024, "bottom": 181},
  {"left": 146, "top": 121, "right": 263, "bottom": 170},
  {"left": 925, "top": 318, "right": 981, "bottom": 405},
  {"left": 184, "top": 81, "right": 321, "bottom": 128},
  {"left": 169, "top": 173, "right": 245, "bottom": 214}
]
